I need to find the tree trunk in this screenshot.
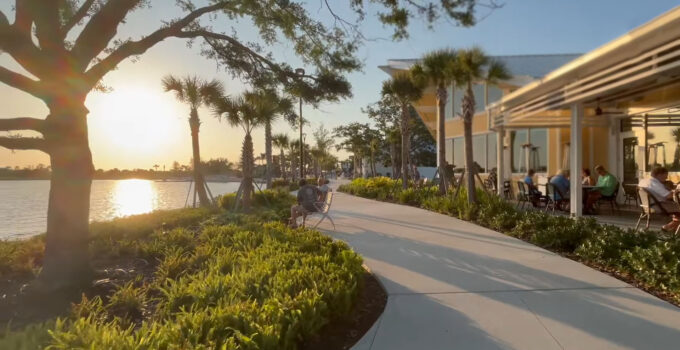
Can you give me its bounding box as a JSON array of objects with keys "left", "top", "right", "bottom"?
[
  {"left": 437, "top": 87, "right": 448, "bottom": 195},
  {"left": 265, "top": 121, "right": 273, "bottom": 189},
  {"left": 463, "top": 85, "right": 478, "bottom": 204},
  {"left": 39, "top": 102, "right": 94, "bottom": 290},
  {"left": 241, "top": 132, "right": 255, "bottom": 211},
  {"left": 189, "top": 109, "right": 210, "bottom": 207},
  {"left": 401, "top": 104, "right": 410, "bottom": 189},
  {"left": 370, "top": 149, "right": 376, "bottom": 177}
]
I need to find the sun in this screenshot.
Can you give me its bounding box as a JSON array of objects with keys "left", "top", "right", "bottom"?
[{"left": 87, "top": 86, "right": 183, "bottom": 157}]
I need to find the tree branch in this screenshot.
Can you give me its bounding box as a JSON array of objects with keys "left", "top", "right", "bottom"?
[
  {"left": 180, "top": 30, "right": 319, "bottom": 82},
  {"left": 0, "top": 136, "right": 46, "bottom": 151},
  {"left": 0, "top": 118, "right": 45, "bottom": 132},
  {"left": 0, "top": 66, "right": 44, "bottom": 98},
  {"left": 61, "top": 0, "right": 97, "bottom": 38},
  {"left": 13, "top": 0, "right": 32, "bottom": 35},
  {"left": 32, "top": 0, "right": 63, "bottom": 53},
  {"left": 83, "top": 3, "right": 225, "bottom": 87},
  {"left": 71, "top": 0, "right": 147, "bottom": 71}
]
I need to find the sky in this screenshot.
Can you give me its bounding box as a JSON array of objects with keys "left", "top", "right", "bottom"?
[{"left": 1, "top": 0, "right": 679, "bottom": 170}]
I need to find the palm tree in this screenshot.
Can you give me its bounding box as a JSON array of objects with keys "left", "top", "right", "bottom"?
[
  {"left": 214, "top": 91, "right": 266, "bottom": 211},
  {"left": 246, "top": 90, "right": 295, "bottom": 188},
  {"left": 453, "top": 47, "right": 510, "bottom": 204},
  {"left": 382, "top": 75, "right": 424, "bottom": 189},
  {"left": 411, "top": 49, "right": 458, "bottom": 195},
  {"left": 163, "top": 75, "right": 224, "bottom": 207},
  {"left": 273, "top": 133, "right": 290, "bottom": 180}
]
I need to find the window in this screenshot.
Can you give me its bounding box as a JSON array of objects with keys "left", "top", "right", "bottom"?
[
  {"left": 487, "top": 85, "right": 503, "bottom": 106},
  {"left": 445, "top": 139, "right": 454, "bottom": 165},
  {"left": 530, "top": 129, "right": 548, "bottom": 172},
  {"left": 511, "top": 130, "right": 528, "bottom": 173},
  {"left": 487, "top": 134, "right": 497, "bottom": 172},
  {"left": 453, "top": 138, "right": 464, "bottom": 169},
  {"left": 473, "top": 135, "right": 486, "bottom": 172},
  {"left": 445, "top": 85, "right": 454, "bottom": 120},
  {"left": 473, "top": 84, "right": 486, "bottom": 114},
  {"left": 452, "top": 85, "right": 465, "bottom": 117}
]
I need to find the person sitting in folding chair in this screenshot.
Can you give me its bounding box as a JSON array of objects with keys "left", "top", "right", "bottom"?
[
  {"left": 289, "top": 179, "right": 320, "bottom": 229},
  {"left": 317, "top": 177, "right": 330, "bottom": 202},
  {"left": 639, "top": 166, "right": 680, "bottom": 232}
]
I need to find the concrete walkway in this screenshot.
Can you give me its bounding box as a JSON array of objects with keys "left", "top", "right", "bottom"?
[{"left": 316, "top": 190, "right": 680, "bottom": 350}]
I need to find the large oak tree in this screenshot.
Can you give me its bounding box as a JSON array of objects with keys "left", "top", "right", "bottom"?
[{"left": 0, "top": 0, "right": 489, "bottom": 290}]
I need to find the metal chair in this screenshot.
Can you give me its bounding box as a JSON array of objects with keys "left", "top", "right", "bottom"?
[
  {"left": 303, "top": 191, "right": 336, "bottom": 230},
  {"left": 503, "top": 180, "right": 512, "bottom": 200},
  {"left": 635, "top": 187, "right": 678, "bottom": 234},
  {"left": 622, "top": 183, "right": 639, "bottom": 206},
  {"left": 516, "top": 181, "right": 529, "bottom": 209},
  {"left": 597, "top": 183, "right": 620, "bottom": 214},
  {"left": 544, "top": 183, "right": 569, "bottom": 213}
]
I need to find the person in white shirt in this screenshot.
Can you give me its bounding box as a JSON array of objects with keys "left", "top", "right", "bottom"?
[
  {"left": 638, "top": 166, "right": 680, "bottom": 231},
  {"left": 317, "top": 177, "right": 330, "bottom": 201}
]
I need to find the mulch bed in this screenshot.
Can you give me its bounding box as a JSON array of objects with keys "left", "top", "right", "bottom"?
[{"left": 301, "top": 269, "right": 387, "bottom": 350}]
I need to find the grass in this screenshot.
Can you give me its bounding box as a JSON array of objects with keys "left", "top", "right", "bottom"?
[
  {"left": 0, "top": 189, "right": 365, "bottom": 349},
  {"left": 339, "top": 177, "right": 680, "bottom": 305}
]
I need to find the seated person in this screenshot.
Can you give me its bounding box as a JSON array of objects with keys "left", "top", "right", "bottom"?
[
  {"left": 289, "top": 179, "right": 320, "bottom": 228},
  {"left": 584, "top": 165, "right": 618, "bottom": 214},
  {"left": 582, "top": 168, "right": 595, "bottom": 186},
  {"left": 639, "top": 166, "right": 680, "bottom": 231},
  {"left": 550, "top": 169, "right": 570, "bottom": 201},
  {"left": 524, "top": 169, "right": 542, "bottom": 206}
]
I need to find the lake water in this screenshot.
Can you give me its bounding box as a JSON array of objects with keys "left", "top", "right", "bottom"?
[{"left": 0, "top": 180, "right": 246, "bottom": 240}]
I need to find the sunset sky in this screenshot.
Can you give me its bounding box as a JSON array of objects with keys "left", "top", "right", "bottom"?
[{"left": 1, "top": 1, "right": 678, "bottom": 170}]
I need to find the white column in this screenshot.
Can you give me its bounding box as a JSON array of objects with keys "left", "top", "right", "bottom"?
[
  {"left": 497, "top": 126, "right": 505, "bottom": 195},
  {"left": 570, "top": 104, "right": 584, "bottom": 217}
]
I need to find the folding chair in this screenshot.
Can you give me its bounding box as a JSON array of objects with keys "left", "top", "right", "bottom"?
[
  {"left": 635, "top": 187, "right": 678, "bottom": 233},
  {"left": 516, "top": 181, "right": 529, "bottom": 209},
  {"left": 303, "top": 191, "right": 336, "bottom": 230}
]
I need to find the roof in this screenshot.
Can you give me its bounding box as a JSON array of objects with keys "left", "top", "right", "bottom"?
[
  {"left": 380, "top": 54, "right": 582, "bottom": 80},
  {"left": 488, "top": 5, "right": 680, "bottom": 128}
]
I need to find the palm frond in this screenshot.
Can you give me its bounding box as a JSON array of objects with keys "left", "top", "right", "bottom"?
[{"left": 162, "top": 75, "right": 186, "bottom": 102}]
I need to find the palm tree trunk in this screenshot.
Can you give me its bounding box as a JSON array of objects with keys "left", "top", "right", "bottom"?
[
  {"left": 265, "top": 121, "right": 273, "bottom": 189},
  {"left": 39, "top": 102, "right": 94, "bottom": 290},
  {"left": 189, "top": 109, "right": 210, "bottom": 207},
  {"left": 401, "top": 104, "right": 410, "bottom": 189},
  {"left": 241, "top": 131, "right": 255, "bottom": 211},
  {"left": 437, "top": 87, "right": 448, "bottom": 195},
  {"left": 463, "top": 84, "right": 478, "bottom": 204}
]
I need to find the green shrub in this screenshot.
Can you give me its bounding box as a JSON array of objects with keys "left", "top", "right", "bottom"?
[{"left": 2, "top": 219, "right": 364, "bottom": 350}]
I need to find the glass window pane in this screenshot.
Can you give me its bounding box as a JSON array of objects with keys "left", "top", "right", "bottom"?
[
  {"left": 487, "top": 85, "right": 503, "bottom": 106},
  {"left": 453, "top": 138, "right": 464, "bottom": 169},
  {"left": 644, "top": 126, "right": 680, "bottom": 172},
  {"left": 488, "top": 134, "right": 497, "bottom": 172},
  {"left": 474, "top": 84, "right": 486, "bottom": 114},
  {"left": 530, "top": 129, "right": 548, "bottom": 173},
  {"left": 473, "top": 135, "right": 486, "bottom": 173},
  {"left": 445, "top": 139, "right": 454, "bottom": 165},
  {"left": 511, "top": 130, "right": 528, "bottom": 173},
  {"left": 453, "top": 86, "right": 465, "bottom": 117}
]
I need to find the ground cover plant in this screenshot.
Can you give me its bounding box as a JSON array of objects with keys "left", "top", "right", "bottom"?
[
  {"left": 339, "top": 177, "right": 680, "bottom": 305},
  {"left": 0, "top": 190, "right": 368, "bottom": 349}
]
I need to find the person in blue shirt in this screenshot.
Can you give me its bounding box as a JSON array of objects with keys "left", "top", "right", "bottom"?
[
  {"left": 524, "top": 169, "right": 541, "bottom": 206},
  {"left": 550, "top": 169, "right": 570, "bottom": 201}
]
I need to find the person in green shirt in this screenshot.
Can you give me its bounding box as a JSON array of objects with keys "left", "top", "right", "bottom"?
[{"left": 584, "top": 165, "right": 618, "bottom": 214}]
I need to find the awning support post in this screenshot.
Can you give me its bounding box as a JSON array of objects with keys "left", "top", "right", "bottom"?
[
  {"left": 497, "top": 126, "right": 505, "bottom": 196},
  {"left": 570, "top": 103, "right": 584, "bottom": 217}
]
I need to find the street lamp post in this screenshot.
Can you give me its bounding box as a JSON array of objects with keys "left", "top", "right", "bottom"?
[{"left": 295, "top": 68, "right": 305, "bottom": 180}]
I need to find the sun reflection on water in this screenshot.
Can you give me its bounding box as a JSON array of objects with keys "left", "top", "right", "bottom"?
[{"left": 112, "top": 179, "right": 156, "bottom": 217}]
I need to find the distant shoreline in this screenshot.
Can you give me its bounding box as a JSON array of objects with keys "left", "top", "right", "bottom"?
[{"left": 0, "top": 176, "right": 253, "bottom": 183}]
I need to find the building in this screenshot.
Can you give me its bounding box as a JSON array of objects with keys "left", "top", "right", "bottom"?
[{"left": 381, "top": 6, "right": 680, "bottom": 216}]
